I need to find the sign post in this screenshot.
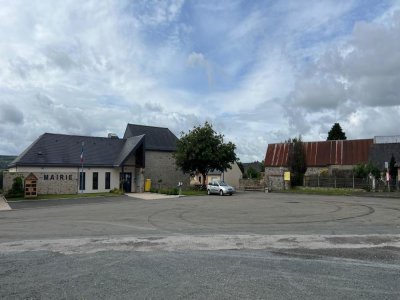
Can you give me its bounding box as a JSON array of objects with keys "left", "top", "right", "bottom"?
[{"left": 385, "top": 161, "right": 390, "bottom": 192}]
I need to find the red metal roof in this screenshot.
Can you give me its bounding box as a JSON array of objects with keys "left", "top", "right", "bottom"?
[{"left": 265, "top": 139, "right": 373, "bottom": 167}]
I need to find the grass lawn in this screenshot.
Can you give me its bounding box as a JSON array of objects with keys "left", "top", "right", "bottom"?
[
  {"left": 5, "top": 192, "right": 122, "bottom": 201},
  {"left": 181, "top": 190, "right": 208, "bottom": 196}
]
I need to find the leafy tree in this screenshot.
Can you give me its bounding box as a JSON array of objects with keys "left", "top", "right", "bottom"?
[
  {"left": 246, "top": 166, "right": 261, "bottom": 179},
  {"left": 353, "top": 162, "right": 381, "bottom": 179},
  {"left": 389, "top": 154, "right": 397, "bottom": 181},
  {"left": 327, "top": 123, "right": 347, "bottom": 140},
  {"left": 287, "top": 136, "right": 307, "bottom": 186},
  {"left": 174, "top": 122, "right": 237, "bottom": 185}
]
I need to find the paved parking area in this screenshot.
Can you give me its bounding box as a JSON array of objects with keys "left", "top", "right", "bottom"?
[
  {"left": 1, "top": 192, "right": 400, "bottom": 299},
  {"left": 2, "top": 192, "right": 400, "bottom": 240}
]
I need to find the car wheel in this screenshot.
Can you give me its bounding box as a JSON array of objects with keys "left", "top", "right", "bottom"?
[
  {"left": 229, "top": 193, "right": 232, "bottom": 196},
  {"left": 207, "top": 189, "right": 211, "bottom": 195},
  {"left": 219, "top": 190, "right": 224, "bottom": 196}
]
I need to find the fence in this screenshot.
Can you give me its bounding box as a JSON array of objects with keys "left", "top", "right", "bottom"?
[{"left": 304, "top": 175, "right": 399, "bottom": 191}]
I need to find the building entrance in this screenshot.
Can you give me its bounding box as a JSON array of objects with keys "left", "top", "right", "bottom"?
[{"left": 120, "top": 172, "right": 132, "bottom": 193}]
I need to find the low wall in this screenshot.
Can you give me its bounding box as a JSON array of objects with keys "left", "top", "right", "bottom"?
[{"left": 239, "top": 179, "right": 264, "bottom": 191}]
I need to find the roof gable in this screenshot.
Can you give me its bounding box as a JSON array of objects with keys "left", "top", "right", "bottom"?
[
  {"left": 124, "top": 124, "right": 178, "bottom": 151},
  {"left": 114, "top": 135, "right": 145, "bottom": 166}
]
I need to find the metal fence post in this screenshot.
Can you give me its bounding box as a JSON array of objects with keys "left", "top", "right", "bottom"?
[
  {"left": 352, "top": 176, "right": 355, "bottom": 189},
  {"left": 318, "top": 175, "right": 320, "bottom": 187},
  {"left": 334, "top": 177, "right": 337, "bottom": 188}
]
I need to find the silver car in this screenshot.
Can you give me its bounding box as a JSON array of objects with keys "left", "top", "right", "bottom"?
[{"left": 207, "top": 180, "right": 235, "bottom": 196}]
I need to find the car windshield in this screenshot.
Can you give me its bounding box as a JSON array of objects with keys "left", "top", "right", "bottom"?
[{"left": 218, "top": 181, "right": 227, "bottom": 186}]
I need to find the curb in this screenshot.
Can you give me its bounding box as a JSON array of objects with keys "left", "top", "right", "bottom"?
[{"left": 0, "top": 195, "right": 12, "bottom": 211}]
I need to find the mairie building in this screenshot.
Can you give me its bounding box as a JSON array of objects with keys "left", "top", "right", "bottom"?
[{"left": 3, "top": 124, "right": 189, "bottom": 195}]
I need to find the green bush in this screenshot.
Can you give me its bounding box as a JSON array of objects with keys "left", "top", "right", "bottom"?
[
  {"left": 150, "top": 188, "right": 179, "bottom": 195},
  {"left": 109, "top": 188, "right": 123, "bottom": 194},
  {"left": 353, "top": 162, "right": 381, "bottom": 179},
  {"left": 6, "top": 176, "right": 24, "bottom": 198}
]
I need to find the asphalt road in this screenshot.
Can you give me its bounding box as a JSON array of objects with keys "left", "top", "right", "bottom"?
[{"left": 1, "top": 192, "right": 400, "bottom": 299}]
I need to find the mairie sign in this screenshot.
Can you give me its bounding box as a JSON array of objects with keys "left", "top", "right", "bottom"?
[{"left": 43, "top": 174, "right": 74, "bottom": 181}]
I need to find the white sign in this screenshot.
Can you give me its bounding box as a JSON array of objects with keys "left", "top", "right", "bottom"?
[{"left": 385, "top": 162, "right": 389, "bottom": 169}]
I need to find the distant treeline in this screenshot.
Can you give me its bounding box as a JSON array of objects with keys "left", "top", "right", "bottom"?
[{"left": 0, "top": 155, "right": 16, "bottom": 170}]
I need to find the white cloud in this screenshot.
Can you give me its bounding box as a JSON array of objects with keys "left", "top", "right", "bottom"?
[
  {"left": 0, "top": 0, "right": 399, "bottom": 163},
  {"left": 284, "top": 5, "right": 400, "bottom": 141}
]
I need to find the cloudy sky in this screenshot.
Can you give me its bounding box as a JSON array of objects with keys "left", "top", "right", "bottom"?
[{"left": 1, "top": 0, "right": 400, "bottom": 162}]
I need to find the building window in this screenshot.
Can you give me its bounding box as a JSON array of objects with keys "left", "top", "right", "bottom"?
[
  {"left": 93, "top": 172, "right": 98, "bottom": 190},
  {"left": 79, "top": 172, "right": 86, "bottom": 190},
  {"left": 105, "top": 172, "right": 111, "bottom": 189}
]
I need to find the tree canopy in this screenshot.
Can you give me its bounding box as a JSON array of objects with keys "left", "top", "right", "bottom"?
[
  {"left": 389, "top": 154, "right": 397, "bottom": 181},
  {"left": 287, "top": 136, "right": 307, "bottom": 186},
  {"left": 174, "top": 122, "right": 237, "bottom": 184},
  {"left": 353, "top": 162, "right": 381, "bottom": 179},
  {"left": 327, "top": 123, "right": 347, "bottom": 140}
]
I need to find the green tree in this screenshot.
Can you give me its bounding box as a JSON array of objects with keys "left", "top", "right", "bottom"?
[
  {"left": 353, "top": 162, "right": 381, "bottom": 179},
  {"left": 174, "top": 122, "right": 237, "bottom": 185},
  {"left": 6, "top": 176, "right": 24, "bottom": 197},
  {"left": 287, "top": 136, "right": 307, "bottom": 186},
  {"left": 389, "top": 154, "right": 397, "bottom": 181},
  {"left": 327, "top": 123, "right": 347, "bottom": 140},
  {"left": 246, "top": 166, "right": 261, "bottom": 179}
]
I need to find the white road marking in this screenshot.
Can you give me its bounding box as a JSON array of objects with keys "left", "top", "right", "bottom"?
[{"left": 1, "top": 234, "right": 399, "bottom": 254}]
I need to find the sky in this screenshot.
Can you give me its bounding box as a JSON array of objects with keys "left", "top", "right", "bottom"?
[{"left": 1, "top": 0, "right": 400, "bottom": 162}]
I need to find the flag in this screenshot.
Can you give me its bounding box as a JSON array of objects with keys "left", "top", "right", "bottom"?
[{"left": 80, "top": 142, "right": 84, "bottom": 163}]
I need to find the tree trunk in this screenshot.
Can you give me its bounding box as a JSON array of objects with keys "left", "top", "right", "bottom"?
[{"left": 202, "top": 173, "right": 207, "bottom": 185}]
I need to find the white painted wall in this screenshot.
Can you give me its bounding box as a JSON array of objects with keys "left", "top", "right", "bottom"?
[
  {"left": 80, "top": 167, "right": 120, "bottom": 193},
  {"left": 221, "top": 162, "right": 243, "bottom": 188},
  {"left": 191, "top": 162, "right": 243, "bottom": 188}
]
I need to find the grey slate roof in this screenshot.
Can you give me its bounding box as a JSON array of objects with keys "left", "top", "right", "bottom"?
[
  {"left": 9, "top": 133, "right": 144, "bottom": 168},
  {"left": 368, "top": 143, "right": 400, "bottom": 170},
  {"left": 124, "top": 124, "right": 178, "bottom": 151},
  {"left": 114, "top": 135, "right": 145, "bottom": 166}
]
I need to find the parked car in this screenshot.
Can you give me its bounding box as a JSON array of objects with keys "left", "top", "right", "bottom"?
[{"left": 207, "top": 180, "right": 235, "bottom": 196}]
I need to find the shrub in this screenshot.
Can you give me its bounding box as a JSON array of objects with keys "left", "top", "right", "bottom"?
[
  {"left": 154, "top": 188, "right": 179, "bottom": 195},
  {"left": 6, "top": 176, "right": 24, "bottom": 198},
  {"left": 150, "top": 187, "right": 158, "bottom": 193},
  {"left": 110, "top": 188, "right": 123, "bottom": 194},
  {"left": 353, "top": 162, "right": 380, "bottom": 179}
]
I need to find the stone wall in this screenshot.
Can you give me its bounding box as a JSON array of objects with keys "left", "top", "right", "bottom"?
[
  {"left": 266, "top": 165, "right": 359, "bottom": 190},
  {"left": 144, "top": 151, "right": 189, "bottom": 189},
  {"left": 3, "top": 171, "right": 78, "bottom": 195},
  {"left": 238, "top": 179, "right": 264, "bottom": 191},
  {"left": 264, "top": 167, "right": 289, "bottom": 191}
]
